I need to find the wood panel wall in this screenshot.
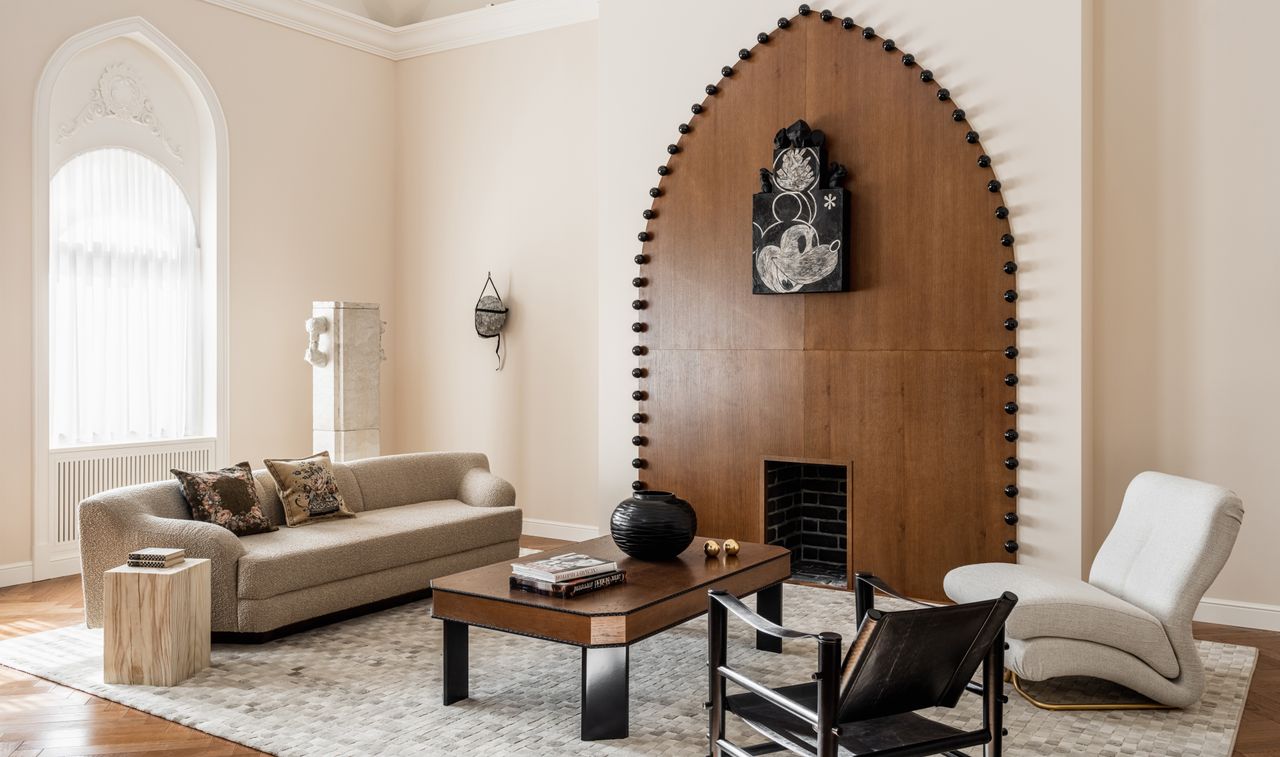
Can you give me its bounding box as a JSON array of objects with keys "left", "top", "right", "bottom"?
[{"left": 633, "top": 11, "right": 1019, "bottom": 600}]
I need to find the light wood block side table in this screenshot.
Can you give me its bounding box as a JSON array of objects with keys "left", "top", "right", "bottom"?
[{"left": 103, "top": 558, "right": 211, "bottom": 686}]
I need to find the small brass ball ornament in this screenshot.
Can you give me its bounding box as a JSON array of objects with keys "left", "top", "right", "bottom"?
[
  {"left": 704, "top": 540, "right": 722, "bottom": 557},
  {"left": 722, "top": 539, "right": 741, "bottom": 556}
]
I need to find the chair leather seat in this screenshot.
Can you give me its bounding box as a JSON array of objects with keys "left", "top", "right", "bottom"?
[{"left": 945, "top": 562, "right": 1179, "bottom": 678}]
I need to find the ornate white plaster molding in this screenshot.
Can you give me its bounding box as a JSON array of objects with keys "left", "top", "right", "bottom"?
[
  {"left": 198, "top": 0, "right": 598, "bottom": 60},
  {"left": 57, "top": 62, "right": 184, "bottom": 162}
]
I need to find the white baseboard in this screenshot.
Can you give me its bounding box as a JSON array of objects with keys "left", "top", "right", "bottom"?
[
  {"left": 0, "top": 561, "right": 35, "bottom": 588},
  {"left": 522, "top": 517, "right": 601, "bottom": 543},
  {"left": 1196, "top": 596, "right": 1280, "bottom": 632}
]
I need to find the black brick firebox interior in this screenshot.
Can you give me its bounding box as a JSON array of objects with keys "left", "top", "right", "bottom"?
[{"left": 763, "top": 460, "right": 848, "bottom": 587}]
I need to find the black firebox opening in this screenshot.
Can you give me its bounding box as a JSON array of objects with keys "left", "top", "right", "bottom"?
[{"left": 764, "top": 460, "right": 848, "bottom": 588}]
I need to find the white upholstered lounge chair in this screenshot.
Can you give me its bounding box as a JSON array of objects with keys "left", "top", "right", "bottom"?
[{"left": 944, "top": 471, "right": 1243, "bottom": 709}]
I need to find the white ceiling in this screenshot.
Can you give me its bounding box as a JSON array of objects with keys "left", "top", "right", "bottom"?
[{"left": 310, "top": 0, "right": 515, "bottom": 27}]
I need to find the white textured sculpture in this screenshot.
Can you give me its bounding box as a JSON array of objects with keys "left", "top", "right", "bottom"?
[{"left": 309, "top": 302, "right": 382, "bottom": 461}]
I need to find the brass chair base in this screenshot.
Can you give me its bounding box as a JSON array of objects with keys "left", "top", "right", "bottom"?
[{"left": 1009, "top": 672, "right": 1176, "bottom": 712}]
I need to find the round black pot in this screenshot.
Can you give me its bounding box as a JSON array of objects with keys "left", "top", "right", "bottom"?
[{"left": 610, "top": 490, "right": 697, "bottom": 560}]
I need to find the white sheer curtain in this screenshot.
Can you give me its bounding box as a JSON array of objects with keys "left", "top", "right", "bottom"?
[{"left": 49, "top": 148, "right": 205, "bottom": 447}]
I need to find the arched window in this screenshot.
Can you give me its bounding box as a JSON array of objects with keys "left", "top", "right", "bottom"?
[{"left": 49, "top": 148, "right": 205, "bottom": 446}]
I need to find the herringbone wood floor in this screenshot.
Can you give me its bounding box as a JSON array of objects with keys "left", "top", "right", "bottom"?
[{"left": 0, "top": 536, "right": 1276, "bottom": 756}]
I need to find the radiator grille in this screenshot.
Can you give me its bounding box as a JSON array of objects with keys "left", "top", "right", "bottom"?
[{"left": 51, "top": 440, "right": 215, "bottom": 545}]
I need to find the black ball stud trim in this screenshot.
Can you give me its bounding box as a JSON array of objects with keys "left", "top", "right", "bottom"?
[
  {"left": 705, "top": 84, "right": 718, "bottom": 95},
  {"left": 632, "top": 390, "right": 647, "bottom": 401},
  {"left": 632, "top": 412, "right": 648, "bottom": 423},
  {"left": 902, "top": 53, "right": 915, "bottom": 66},
  {"left": 739, "top": 48, "right": 752, "bottom": 59},
  {"left": 632, "top": 458, "right": 647, "bottom": 469},
  {"left": 632, "top": 435, "right": 648, "bottom": 446},
  {"left": 632, "top": 299, "right": 647, "bottom": 310},
  {"left": 978, "top": 154, "right": 992, "bottom": 168},
  {"left": 721, "top": 66, "right": 734, "bottom": 77},
  {"left": 632, "top": 345, "right": 648, "bottom": 356},
  {"left": 757, "top": 32, "right": 770, "bottom": 44},
  {"left": 637, "top": 231, "right": 650, "bottom": 242},
  {"left": 1004, "top": 346, "right": 1019, "bottom": 359},
  {"left": 678, "top": 123, "right": 691, "bottom": 134},
  {"left": 920, "top": 69, "right": 934, "bottom": 82},
  {"left": 1004, "top": 540, "right": 1019, "bottom": 553},
  {"left": 1004, "top": 373, "right": 1019, "bottom": 386},
  {"left": 777, "top": 17, "right": 790, "bottom": 28},
  {"left": 1004, "top": 261, "right": 1018, "bottom": 275},
  {"left": 1001, "top": 233, "right": 1015, "bottom": 247},
  {"left": 631, "top": 322, "right": 647, "bottom": 333},
  {"left": 632, "top": 480, "right": 646, "bottom": 491},
  {"left": 667, "top": 144, "right": 680, "bottom": 154},
  {"left": 862, "top": 26, "right": 875, "bottom": 39},
  {"left": 632, "top": 277, "right": 648, "bottom": 287},
  {"left": 1004, "top": 456, "right": 1019, "bottom": 470},
  {"left": 1004, "top": 402, "right": 1019, "bottom": 415},
  {"left": 820, "top": 9, "right": 833, "bottom": 21},
  {"left": 882, "top": 39, "right": 896, "bottom": 51},
  {"left": 1004, "top": 484, "right": 1019, "bottom": 498},
  {"left": 1003, "top": 289, "right": 1018, "bottom": 303},
  {"left": 657, "top": 165, "right": 670, "bottom": 176},
  {"left": 966, "top": 130, "right": 980, "bottom": 144},
  {"left": 634, "top": 254, "right": 649, "bottom": 265},
  {"left": 952, "top": 108, "right": 966, "bottom": 121},
  {"left": 988, "top": 179, "right": 1002, "bottom": 192},
  {"left": 1004, "top": 428, "right": 1019, "bottom": 442},
  {"left": 841, "top": 17, "right": 854, "bottom": 30},
  {"left": 1004, "top": 512, "right": 1019, "bottom": 525},
  {"left": 691, "top": 103, "right": 703, "bottom": 114},
  {"left": 937, "top": 88, "right": 951, "bottom": 101},
  {"left": 995, "top": 205, "right": 1009, "bottom": 219},
  {"left": 1004, "top": 317, "right": 1018, "bottom": 331},
  {"left": 649, "top": 187, "right": 662, "bottom": 197},
  {"left": 798, "top": 4, "right": 811, "bottom": 15},
  {"left": 642, "top": 209, "right": 656, "bottom": 219},
  {"left": 631, "top": 367, "right": 646, "bottom": 378}
]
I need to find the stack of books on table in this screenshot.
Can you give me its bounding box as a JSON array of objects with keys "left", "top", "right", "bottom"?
[
  {"left": 127, "top": 548, "right": 186, "bottom": 569},
  {"left": 510, "top": 553, "right": 625, "bottom": 598}
]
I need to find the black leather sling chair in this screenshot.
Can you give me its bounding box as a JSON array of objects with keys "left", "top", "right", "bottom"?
[{"left": 707, "top": 574, "right": 1018, "bottom": 757}]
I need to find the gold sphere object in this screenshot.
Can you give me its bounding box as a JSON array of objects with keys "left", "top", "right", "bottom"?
[
  {"left": 723, "top": 539, "right": 740, "bottom": 556},
  {"left": 703, "top": 540, "right": 722, "bottom": 557}
]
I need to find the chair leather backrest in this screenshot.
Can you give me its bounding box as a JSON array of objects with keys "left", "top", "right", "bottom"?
[
  {"left": 838, "top": 594, "right": 1016, "bottom": 723},
  {"left": 1090, "top": 471, "right": 1243, "bottom": 628}
]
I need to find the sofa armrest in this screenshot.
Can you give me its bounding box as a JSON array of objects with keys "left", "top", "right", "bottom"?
[{"left": 458, "top": 467, "right": 516, "bottom": 508}]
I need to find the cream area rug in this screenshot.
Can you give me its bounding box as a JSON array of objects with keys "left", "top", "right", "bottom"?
[{"left": 0, "top": 584, "right": 1256, "bottom": 757}]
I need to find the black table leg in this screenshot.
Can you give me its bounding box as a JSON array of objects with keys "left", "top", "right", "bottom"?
[
  {"left": 581, "top": 645, "right": 629, "bottom": 740},
  {"left": 443, "top": 620, "right": 468, "bottom": 705},
  {"left": 756, "top": 583, "right": 783, "bottom": 653}
]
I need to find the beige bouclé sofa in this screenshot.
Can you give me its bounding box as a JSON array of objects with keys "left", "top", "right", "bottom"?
[{"left": 79, "top": 452, "right": 521, "bottom": 638}]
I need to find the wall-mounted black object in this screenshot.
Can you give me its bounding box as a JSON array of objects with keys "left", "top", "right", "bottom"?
[
  {"left": 632, "top": 458, "right": 647, "bottom": 469},
  {"left": 1003, "top": 289, "right": 1018, "bottom": 302},
  {"left": 1004, "top": 457, "right": 1019, "bottom": 470},
  {"left": 861, "top": 26, "right": 875, "bottom": 39},
  {"left": 1004, "top": 512, "right": 1019, "bottom": 525},
  {"left": 920, "top": 69, "right": 934, "bottom": 82},
  {"left": 638, "top": 231, "right": 650, "bottom": 241},
  {"left": 657, "top": 165, "right": 670, "bottom": 176},
  {"left": 882, "top": 39, "right": 896, "bottom": 52},
  {"left": 691, "top": 103, "right": 704, "bottom": 114},
  {"left": 722, "top": 66, "right": 734, "bottom": 77},
  {"left": 1004, "top": 374, "right": 1019, "bottom": 386},
  {"left": 1004, "top": 346, "right": 1019, "bottom": 359},
  {"left": 632, "top": 435, "right": 648, "bottom": 446},
  {"left": 632, "top": 277, "right": 648, "bottom": 287},
  {"left": 1004, "top": 540, "right": 1019, "bottom": 553},
  {"left": 610, "top": 490, "right": 697, "bottom": 560},
  {"left": 966, "top": 130, "right": 980, "bottom": 144},
  {"left": 705, "top": 84, "right": 719, "bottom": 95},
  {"left": 632, "top": 322, "right": 647, "bottom": 333},
  {"left": 1005, "top": 485, "right": 1019, "bottom": 498},
  {"left": 634, "top": 253, "right": 649, "bottom": 264},
  {"left": 632, "top": 390, "right": 648, "bottom": 401},
  {"left": 1003, "top": 261, "right": 1018, "bottom": 274},
  {"left": 678, "top": 123, "right": 691, "bottom": 134},
  {"left": 632, "top": 480, "right": 646, "bottom": 491},
  {"left": 1004, "top": 317, "right": 1019, "bottom": 330},
  {"left": 473, "top": 272, "right": 508, "bottom": 371},
  {"left": 952, "top": 108, "right": 966, "bottom": 121},
  {"left": 995, "top": 205, "right": 1009, "bottom": 219},
  {"left": 902, "top": 53, "right": 915, "bottom": 66},
  {"left": 632, "top": 412, "right": 647, "bottom": 423},
  {"left": 1004, "top": 402, "right": 1019, "bottom": 415},
  {"left": 753, "top": 120, "right": 850, "bottom": 294},
  {"left": 978, "top": 154, "right": 991, "bottom": 168},
  {"left": 632, "top": 367, "right": 646, "bottom": 378},
  {"left": 1001, "top": 233, "right": 1015, "bottom": 246},
  {"left": 1004, "top": 429, "right": 1019, "bottom": 442},
  {"left": 643, "top": 209, "right": 656, "bottom": 219},
  {"left": 632, "top": 345, "right": 647, "bottom": 356},
  {"left": 937, "top": 88, "right": 951, "bottom": 101},
  {"left": 988, "top": 179, "right": 1001, "bottom": 192}
]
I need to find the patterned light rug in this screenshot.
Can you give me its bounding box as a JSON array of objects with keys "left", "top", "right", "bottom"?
[{"left": 0, "top": 584, "right": 1255, "bottom": 756}]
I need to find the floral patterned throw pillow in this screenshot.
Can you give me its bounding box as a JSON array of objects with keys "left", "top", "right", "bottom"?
[
  {"left": 172, "top": 462, "right": 278, "bottom": 536},
  {"left": 263, "top": 451, "right": 356, "bottom": 527}
]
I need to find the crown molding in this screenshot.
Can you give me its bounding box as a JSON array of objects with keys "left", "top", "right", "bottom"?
[{"left": 198, "top": 0, "right": 599, "bottom": 60}]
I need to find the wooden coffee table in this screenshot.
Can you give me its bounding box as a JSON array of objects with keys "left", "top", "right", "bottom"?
[{"left": 430, "top": 535, "right": 790, "bottom": 740}]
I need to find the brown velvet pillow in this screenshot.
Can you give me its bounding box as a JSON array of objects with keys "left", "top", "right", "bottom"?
[
  {"left": 263, "top": 451, "right": 356, "bottom": 527},
  {"left": 172, "top": 462, "right": 278, "bottom": 536}
]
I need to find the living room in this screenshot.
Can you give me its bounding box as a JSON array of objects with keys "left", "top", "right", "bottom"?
[{"left": 0, "top": 0, "right": 1275, "bottom": 754}]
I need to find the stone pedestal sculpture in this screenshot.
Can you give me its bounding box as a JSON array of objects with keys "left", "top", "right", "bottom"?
[{"left": 306, "top": 301, "right": 383, "bottom": 461}]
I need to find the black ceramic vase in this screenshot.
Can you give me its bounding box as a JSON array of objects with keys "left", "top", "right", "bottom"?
[{"left": 610, "top": 490, "right": 697, "bottom": 560}]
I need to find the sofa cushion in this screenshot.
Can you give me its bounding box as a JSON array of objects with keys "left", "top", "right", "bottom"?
[
  {"left": 253, "top": 462, "right": 363, "bottom": 527},
  {"left": 264, "top": 452, "right": 357, "bottom": 527},
  {"left": 235, "top": 499, "right": 522, "bottom": 600},
  {"left": 171, "top": 462, "right": 277, "bottom": 536},
  {"left": 347, "top": 452, "right": 490, "bottom": 511},
  {"left": 944, "top": 562, "right": 1179, "bottom": 678}
]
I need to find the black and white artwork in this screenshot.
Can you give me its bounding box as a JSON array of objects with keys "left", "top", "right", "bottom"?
[{"left": 752, "top": 120, "right": 850, "bottom": 294}]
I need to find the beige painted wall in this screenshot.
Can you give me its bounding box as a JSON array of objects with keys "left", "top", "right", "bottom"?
[
  {"left": 392, "top": 22, "right": 600, "bottom": 528},
  {"left": 598, "top": 0, "right": 1092, "bottom": 578},
  {"left": 0, "top": 0, "right": 397, "bottom": 569},
  {"left": 1093, "top": 0, "right": 1280, "bottom": 614}
]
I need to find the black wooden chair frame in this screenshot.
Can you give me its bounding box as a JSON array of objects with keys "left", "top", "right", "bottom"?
[{"left": 707, "top": 573, "right": 1008, "bottom": 757}]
